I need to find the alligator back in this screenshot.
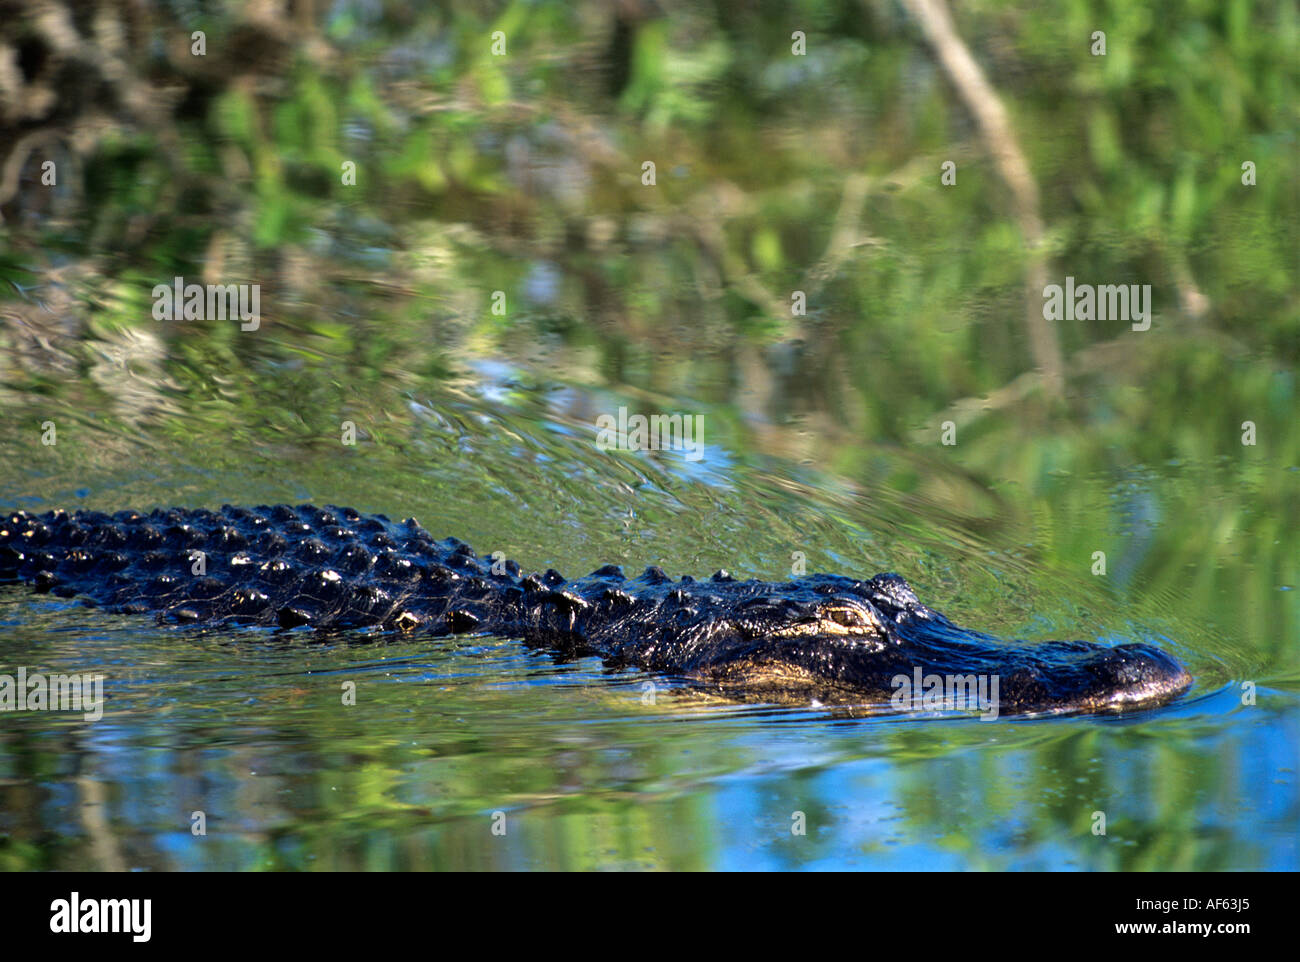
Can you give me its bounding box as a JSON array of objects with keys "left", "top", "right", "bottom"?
[{"left": 0, "top": 504, "right": 469, "bottom": 631}]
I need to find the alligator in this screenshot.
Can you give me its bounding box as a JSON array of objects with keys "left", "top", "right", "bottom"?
[{"left": 0, "top": 504, "right": 1192, "bottom": 716}]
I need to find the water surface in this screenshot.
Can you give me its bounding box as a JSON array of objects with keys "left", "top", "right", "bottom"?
[{"left": 0, "top": 346, "right": 1293, "bottom": 871}]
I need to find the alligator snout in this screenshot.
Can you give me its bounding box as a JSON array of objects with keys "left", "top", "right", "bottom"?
[
  {"left": 993, "top": 640, "right": 1193, "bottom": 716},
  {"left": 1085, "top": 642, "right": 1194, "bottom": 709}
]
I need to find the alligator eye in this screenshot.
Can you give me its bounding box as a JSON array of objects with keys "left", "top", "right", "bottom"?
[{"left": 825, "top": 606, "right": 865, "bottom": 627}]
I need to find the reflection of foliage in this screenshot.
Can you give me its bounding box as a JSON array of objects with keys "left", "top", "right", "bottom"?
[
  {"left": 0, "top": 628, "right": 1281, "bottom": 870},
  {"left": 1, "top": 1, "right": 1292, "bottom": 438}
]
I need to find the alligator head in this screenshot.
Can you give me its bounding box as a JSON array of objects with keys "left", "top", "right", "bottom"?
[{"left": 626, "top": 573, "right": 1193, "bottom": 716}]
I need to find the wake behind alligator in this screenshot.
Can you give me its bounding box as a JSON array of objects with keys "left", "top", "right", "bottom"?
[{"left": 0, "top": 504, "right": 1191, "bottom": 716}]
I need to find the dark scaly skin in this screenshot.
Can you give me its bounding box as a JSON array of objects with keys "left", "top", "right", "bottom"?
[{"left": 0, "top": 504, "right": 1192, "bottom": 716}]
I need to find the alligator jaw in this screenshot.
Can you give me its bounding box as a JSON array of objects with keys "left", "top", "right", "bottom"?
[
  {"left": 880, "top": 637, "right": 1193, "bottom": 717},
  {"left": 691, "top": 632, "right": 1192, "bottom": 716},
  {"left": 996, "top": 641, "right": 1194, "bottom": 717}
]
